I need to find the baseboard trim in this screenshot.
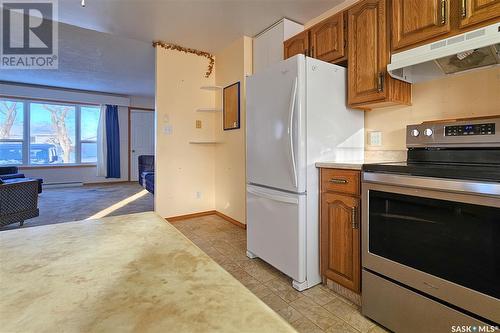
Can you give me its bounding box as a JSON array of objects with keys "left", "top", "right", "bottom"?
[
  {"left": 215, "top": 211, "right": 247, "bottom": 230},
  {"left": 166, "top": 210, "right": 216, "bottom": 222},
  {"left": 165, "top": 210, "right": 246, "bottom": 229},
  {"left": 85, "top": 181, "right": 134, "bottom": 186}
]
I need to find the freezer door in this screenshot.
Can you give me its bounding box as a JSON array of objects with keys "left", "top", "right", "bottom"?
[
  {"left": 246, "top": 55, "right": 306, "bottom": 193},
  {"left": 246, "top": 184, "right": 306, "bottom": 282}
]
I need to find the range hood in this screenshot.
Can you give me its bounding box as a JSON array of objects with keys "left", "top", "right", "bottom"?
[{"left": 388, "top": 22, "right": 500, "bottom": 83}]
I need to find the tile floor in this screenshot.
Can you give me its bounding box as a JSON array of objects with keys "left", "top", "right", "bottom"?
[{"left": 171, "top": 214, "right": 390, "bottom": 333}]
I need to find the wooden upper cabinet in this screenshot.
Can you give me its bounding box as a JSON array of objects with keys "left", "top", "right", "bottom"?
[
  {"left": 348, "top": 0, "right": 411, "bottom": 109},
  {"left": 348, "top": 0, "right": 389, "bottom": 105},
  {"left": 320, "top": 192, "right": 360, "bottom": 293},
  {"left": 284, "top": 31, "right": 309, "bottom": 59},
  {"left": 310, "top": 13, "right": 346, "bottom": 63},
  {"left": 459, "top": 0, "right": 500, "bottom": 28},
  {"left": 392, "top": 0, "right": 452, "bottom": 51}
]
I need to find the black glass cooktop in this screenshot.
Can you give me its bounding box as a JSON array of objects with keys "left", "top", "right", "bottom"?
[{"left": 363, "top": 148, "right": 500, "bottom": 183}]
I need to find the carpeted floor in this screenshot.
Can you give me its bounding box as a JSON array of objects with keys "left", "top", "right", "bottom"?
[{"left": 1, "top": 182, "right": 154, "bottom": 231}]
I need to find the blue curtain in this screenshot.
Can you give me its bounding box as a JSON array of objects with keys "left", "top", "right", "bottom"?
[{"left": 105, "top": 105, "right": 121, "bottom": 178}]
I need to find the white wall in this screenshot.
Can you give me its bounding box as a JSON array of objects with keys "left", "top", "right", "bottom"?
[
  {"left": 1, "top": 82, "right": 133, "bottom": 184},
  {"left": 130, "top": 96, "right": 155, "bottom": 109},
  {"left": 214, "top": 37, "right": 252, "bottom": 224},
  {"left": 155, "top": 47, "right": 217, "bottom": 218}
]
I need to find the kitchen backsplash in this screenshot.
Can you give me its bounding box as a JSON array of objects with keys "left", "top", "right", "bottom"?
[{"left": 364, "top": 66, "right": 500, "bottom": 152}]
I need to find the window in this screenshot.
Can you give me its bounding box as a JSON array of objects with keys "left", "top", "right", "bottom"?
[
  {"left": 0, "top": 100, "right": 24, "bottom": 165},
  {"left": 80, "top": 106, "right": 100, "bottom": 163},
  {"left": 0, "top": 98, "right": 101, "bottom": 166}
]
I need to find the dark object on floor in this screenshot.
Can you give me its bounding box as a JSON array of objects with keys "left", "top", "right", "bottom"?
[
  {"left": 0, "top": 166, "right": 25, "bottom": 180},
  {"left": 138, "top": 155, "right": 154, "bottom": 194},
  {"left": 0, "top": 179, "right": 39, "bottom": 228},
  {"left": 144, "top": 172, "right": 154, "bottom": 194},
  {"left": 0, "top": 166, "right": 43, "bottom": 193}
]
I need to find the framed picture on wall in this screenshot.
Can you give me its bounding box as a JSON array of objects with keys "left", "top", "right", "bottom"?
[{"left": 223, "top": 82, "right": 240, "bottom": 131}]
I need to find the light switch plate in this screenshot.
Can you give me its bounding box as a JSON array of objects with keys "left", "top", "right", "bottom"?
[
  {"left": 368, "top": 131, "right": 382, "bottom": 146},
  {"left": 196, "top": 120, "right": 202, "bottom": 129}
]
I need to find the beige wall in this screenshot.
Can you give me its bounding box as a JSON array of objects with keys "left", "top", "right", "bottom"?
[
  {"left": 214, "top": 37, "right": 253, "bottom": 224},
  {"left": 155, "top": 48, "right": 217, "bottom": 218},
  {"left": 365, "top": 67, "right": 500, "bottom": 151}
]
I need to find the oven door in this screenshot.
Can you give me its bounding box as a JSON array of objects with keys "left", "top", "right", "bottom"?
[{"left": 362, "top": 172, "right": 500, "bottom": 324}]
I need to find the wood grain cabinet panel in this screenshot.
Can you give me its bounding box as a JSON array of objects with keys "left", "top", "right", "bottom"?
[
  {"left": 310, "top": 13, "right": 346, "bottom": 63},
  {"left": 459, "top": 0, "right": 500, "bottom": 28},
  {"left": 284, "top": 31, "right": 310, "bottom": 59},
  {"left": 320, "top": 192, "right": 361, "bottom": 293},
  {"left": 320, "top": 169, "right": 360, "bottom": 196},
  {"left": 392, "top": 0, "right": 452, "bottom": 51},
  {"left": 347, "top": 0, "right": 412, "bottom": 110}
]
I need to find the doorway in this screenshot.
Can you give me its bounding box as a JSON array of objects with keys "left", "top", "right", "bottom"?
[{"left": 129, "top": 108, "right": 155, "bottom": 181}]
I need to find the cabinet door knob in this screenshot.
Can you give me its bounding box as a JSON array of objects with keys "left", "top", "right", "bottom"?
[
  {"left": 351, "top": 207, "right": 359, "bottom": 229},
  {"left": 461, "top": 0, "right": 467, "bottom": 18},
  {"left": 329, "top": 178, "right": 348, "bottom": 184}
]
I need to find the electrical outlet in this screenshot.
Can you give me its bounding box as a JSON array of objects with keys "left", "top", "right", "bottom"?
[
  {"left": 196, "top": 191, "right": 202, "bottom": 199},
  {"left": 368, "top": 131, "right": 382, "bottom": 146},
  {"left": 196, "top": 120, "right": 202, "bottom": 129}
]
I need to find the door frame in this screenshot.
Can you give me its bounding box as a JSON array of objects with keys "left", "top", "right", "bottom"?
[{"left": 128, "top": 107, "right": 155, "bottom": 181}]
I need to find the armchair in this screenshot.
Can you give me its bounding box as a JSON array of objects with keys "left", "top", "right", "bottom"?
[
  {"left": 0, "top": 179, "right": 39, "bottom": 228},
  {"left": 138, "top": 155, "right": 154, "bottom": 194},
  {"left": 0, "top": 166, "right": 43, "bottom": 193},
  {"left": 0, "top": 166, "right": 25, "bottom": 180}
]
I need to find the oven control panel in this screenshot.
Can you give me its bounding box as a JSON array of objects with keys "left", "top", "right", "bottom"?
[
  {"left": 445, "top": 123, "right": 495, "bottom": 136},
  {"left": 406, "top": 117, "right": 500, "bottom": 148}
]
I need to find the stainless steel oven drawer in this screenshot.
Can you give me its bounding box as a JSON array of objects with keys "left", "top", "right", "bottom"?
[{"left": 362, "top": 270, "right": 493, "bottom": 333}]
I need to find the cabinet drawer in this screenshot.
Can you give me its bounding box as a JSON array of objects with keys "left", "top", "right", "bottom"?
[{"left": 320, "top": 169, "right": 360, "bottom": 196}]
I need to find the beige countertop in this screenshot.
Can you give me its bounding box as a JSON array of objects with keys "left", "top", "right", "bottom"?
[
  {"left": 0, "top": 212, "right": 295, "bottom": 333},
  {"left": 315, "top": 161, "right": 365, "bottom": 170}
]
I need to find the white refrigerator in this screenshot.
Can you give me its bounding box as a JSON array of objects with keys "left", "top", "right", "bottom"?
[{"left": 246, "top": 55, "right": 364, "bottom": 291}]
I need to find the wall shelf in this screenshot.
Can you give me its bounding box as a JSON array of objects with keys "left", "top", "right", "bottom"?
[
  {"left": 200, "top": 85, "right": 222, "bottom": 91},
  {"left": 196, "top": 108, "right": 222, "bottom": 112}
]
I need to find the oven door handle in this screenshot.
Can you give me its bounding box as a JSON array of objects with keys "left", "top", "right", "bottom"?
[{"left": 363, "top": 172, "right": 500, "bottom": 197}]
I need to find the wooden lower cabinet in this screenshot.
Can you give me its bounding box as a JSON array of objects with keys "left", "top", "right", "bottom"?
[{"left": 319, "top": 168, "right": 361, "bottom": 293}]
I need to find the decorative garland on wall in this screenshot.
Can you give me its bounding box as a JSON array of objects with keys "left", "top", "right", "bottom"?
[{"left": 152, "top": 41, "right": 215, "bottom": 78}]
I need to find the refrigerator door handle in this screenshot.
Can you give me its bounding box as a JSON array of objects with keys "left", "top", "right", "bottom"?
[
  {"left": 288, "top": 77, "right": 298, "bottom": 189},
  {"left": 247, "top": 186, "right": 299, "bottom": 205}
]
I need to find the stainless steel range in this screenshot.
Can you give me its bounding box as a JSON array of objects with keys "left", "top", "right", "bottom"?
[{"left": 361, "top": 116, "right": 500, "bottom": 333}]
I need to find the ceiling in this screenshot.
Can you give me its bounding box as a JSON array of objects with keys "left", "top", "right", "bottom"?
[
  {"left": 57, "top": 0, "right": 345, "bottom": 52},
  {"left": 0, "top": 22, "right": 155, "bottom": 97},
  {"left": 1, "top": 0, "right": 346, "bottom": 97}
]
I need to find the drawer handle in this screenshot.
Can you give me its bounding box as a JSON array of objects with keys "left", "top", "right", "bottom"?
[{"left": 329, "top": 178, "right": 348, "bottom": 184}]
